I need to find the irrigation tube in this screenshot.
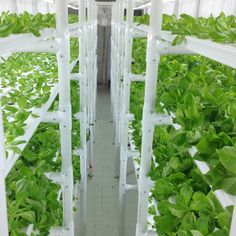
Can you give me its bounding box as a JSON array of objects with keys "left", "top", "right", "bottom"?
[{"left": 136, "top": 1, "right": 163, "bottom": 235}]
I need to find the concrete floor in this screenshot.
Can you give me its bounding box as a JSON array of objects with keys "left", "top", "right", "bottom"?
[{"left": 86, "top": 85, "right": 138, "bottom": 236}]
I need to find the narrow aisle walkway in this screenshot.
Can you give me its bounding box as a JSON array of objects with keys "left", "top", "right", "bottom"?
[
  {"left": 86, "top": 85, "right": 137, "bottom": 236},
  {"left": 87, "top": 85, "right": 119, "bottom": 236}
]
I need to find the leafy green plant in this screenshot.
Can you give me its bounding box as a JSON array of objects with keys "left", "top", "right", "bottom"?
[
  {"left": 0, "top": 25, "right": 80, "bottom": 234},
  {"left": 131, "top": 14, "right": 236, "bottom": 235},
  {"left": 134, "top": 13, "right": 236, "bottom": 45},
  {"left": 0, "top": 12, "right": 79, "bottom": 37}
]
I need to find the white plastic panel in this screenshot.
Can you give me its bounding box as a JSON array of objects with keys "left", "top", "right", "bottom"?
[
  {"left": 0, "top": 0, "right": 55, "bottom": 14},
  {"left": 37, "top": 1, "right": 55, "bottom": 14},
  {"left": 163, "top": 0, "right": 176, "bottom": 15},
  {"left": 178, "top": 0, "right": 199, "bottom": 17},
  {"left": 0, "top": 0, "right": 13, "bottom": 13},
  {"left": 135, "top": 0, "right": 236, "bottom": 17},
  {"left": 199, "top": 0, "right": 236, "bottom": 17},
  {"left": 17, "top": 0, "right": 34, "bottom": 14}
]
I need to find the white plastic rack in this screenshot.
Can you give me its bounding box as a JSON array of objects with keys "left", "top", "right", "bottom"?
[
  {"left": 0, "top": 0, "right": 98, "bottom": 235},
  {"left": 77, "top": 0, "right": 97, "bottom": 235},
  {"left": 111, "top": 0, "right": 236, "bottom": 236}
]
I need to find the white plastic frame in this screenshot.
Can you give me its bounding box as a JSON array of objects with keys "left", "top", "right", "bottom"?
[
  {"left": 135, "top": 1, "right": 236, "bottom": 235},
  {"left": 77, "top": 0, "right": 98, "bottom": 234},
  {"left": 0, "top": 0, "right": 87, "bottom": 235},
  {"left": 111, "top": 0, "right": 236, "bottom": 236}
]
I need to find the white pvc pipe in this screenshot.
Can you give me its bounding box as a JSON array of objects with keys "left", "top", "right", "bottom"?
[
  {"left": 174, "top": 0, "right": 179, "bottom": 18},
  {"left": 0, "top": 29, "right": 56, "bottom": 56},
  {"left": 32, "top": 0, "right": 38, "bottom": 15},
  {"left": 118, "top": 0, "right": 126, "bottom": 148},
  {"left": 114, "top": 0, "right": 124, "bottom": 177},
  {"left": 78, "top": 0, "right": 87, "bottom": 234},
  {"left": 16, "top": 40, "right": 60, "bottom": 53},
  {"left": 136, "top": 1, "right": 163, "bottom": 235},
  {"left": 114, "top": 1, "right": 121, "bottom": 147},
  {"left": 112, "top": 5, "right": 117, "bottom": 112},
  {"left": 157, "top": 42, "right": 194, "bottom": 55},
  {"left": 118, "top": 0, "right": 134, "bottom": 235},
  {"left": 86, "top": 0, "right": 95, "bottom": 178},
  {"left": 11, "top": 0, "right": 17, "bottom": 14},
  {"left": 195, "top": 0, "right": 201, "bottom": 18},
  {"left": 41, "top": 111, "right": 64, "bottom": 123},
  {"left": 56, "top": 0, "right": 74, "bottom": 233},
  {"left": 128, "top": 73, "right": 146, "bottom": 82},
  {"left": 0, "top": 103, "right": 9, "bottom": 236},
  {"left": 230, "top": 205, "right": 236, "bottom": 236},
  {"left": 93, "top": 3, "right": 98, "bottom": 124},
  {"left": 92, "top": 1, "right": 98, "bottom": 177},
  {"left": 47, "top": 2, "right": 50, "bottom": 13}
]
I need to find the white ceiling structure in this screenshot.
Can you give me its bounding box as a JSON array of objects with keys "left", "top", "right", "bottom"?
[{"left": 0, "top": 0, "right": 235, "bottom": 17}]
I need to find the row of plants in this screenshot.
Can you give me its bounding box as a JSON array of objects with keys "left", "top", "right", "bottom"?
[
  {"left": 1, "top": 37, "right": 79, "bottom": 155},
  {"left": 130, "top": 14, "right": 236, "bottom": 236},
  {"left": 134, "top": 13, "right": 236, "bottom": 45},
  {"left": 0, "top": 34, "right": 80, "bottom": 234},
  {"left": 0, "top": 51, "right": 58, "bottom": 155},
  {"left": 0, "top": 12, "right": 79, "bottom": 37}
]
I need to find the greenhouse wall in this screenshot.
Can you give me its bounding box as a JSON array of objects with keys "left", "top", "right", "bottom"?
[
  {"left": 138, "top": 0, "right": 236, "bottom": 17},
  {"left": 0, "top": 0, "right": 55, "bottom": 14}
]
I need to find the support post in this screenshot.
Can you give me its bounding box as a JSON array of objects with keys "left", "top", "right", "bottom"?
[
  {"left": 92, "top": 2, "right": 98, "bottom": 126},
  {"left": 32, "top": 0, "right": 38, "bottom": 15},
  {"left": 56, "top": 0, "right": 74, "bottom": 233},
  {"left": 136, "top": 1, "right": 163, "bottom": 235},
  {"left": 113, "top": 0, "right": 125, "bottom": 178},
  {"left": 114, "top": 0, "right": 124, "bottom": 148},
  {"left": 195, "top": 0, "right": 201, "bottom": 18},
  {"left": 11, "top": 0, "right": 17, "bottom": 14},
  {"left": 110, "top": 6, "right": 115, "bottom": 112},
  {"left": 174, "top": 0, "right": 179, "bottom": 18},
  {"left": 47, "top": 2, "right": 50, "bottom": 13},
  {"left": 118, "top": 0, "right": 134, "bottom": 235},
  {"left": 78, "top": 0, "right": 87, "bottom": 234},
  {"left": 87, "top": 0, "right": 95, "bottom": 178},
  {"left": 0, "top": 102, "right": 9, "bottom": 236},
  {"left": 230, "top": 205, "right": 236, "bottom": 236}
]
